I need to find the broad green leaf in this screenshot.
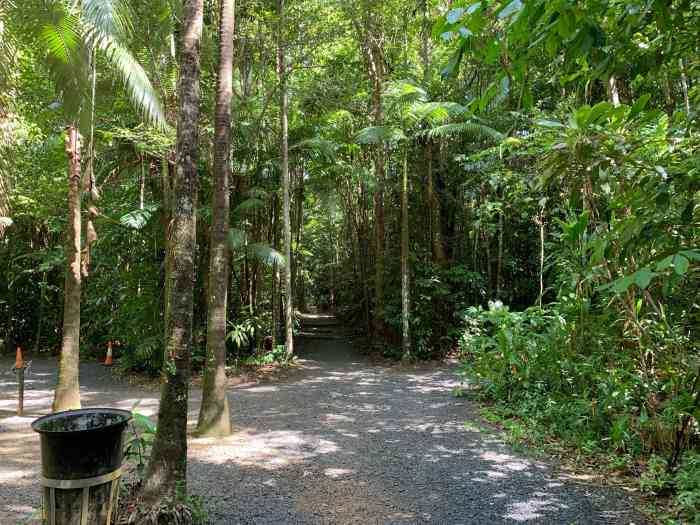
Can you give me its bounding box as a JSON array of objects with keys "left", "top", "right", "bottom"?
[
  {"left": 634, "top": 269, "right": 655, "bottom": 289},
  {"left": 586, "top": 101, "right": 613, "bottom": 124},
  {"left": 655, "top": 255, "right": 674, "bottom": 271},
  {"left": 673, "top": 254, "right": 690, "bottom": 275},
  {"left": 629, "top": 94, "right": 651, "bottom": 119},
  {"left": 612, "top": 275, "right": 635, "bottom": 294}
]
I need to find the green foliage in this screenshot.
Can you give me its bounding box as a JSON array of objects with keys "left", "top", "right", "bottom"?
[
  {"left": 124, "top": 410, "right": 157, "bottom": 477},
  {"left": 242, "top": 345, "right": 291, "bottom": 366}
]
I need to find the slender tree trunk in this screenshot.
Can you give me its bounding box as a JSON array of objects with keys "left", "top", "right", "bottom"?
[
  {"left": 426, "top": 141, "right": 446, "bottom": 264},
  {"left": 294, "top": 168, "right": 305, "bottom": 309},
  {"left": 401, "top": 149, "right": 411, "bottom": 358},
  {"left": 537, "top": 207, "right": 545, "bottom": 307},
  {"left": 370, "top": 30, "right": 385, "bottom": 337},
  {"left": 197, "top": 0, "right": 235, "bottom": 438},
  {"left": 485, "top": 230, "right": 492, "bottom": 299},
  {"left": 278, "top": 0, "right": 294, "bottom": 357},
  {"left": 608, "top": 75, "right": 620, "bottom": 106},
  {"left": 143, "top": 0, "right": 203, "bottom": 500},
  {"left": 53, "top": 125, "right": 82, "bottom": 412},
  {"left": 272, "top": 194, "right": 280, "bottom": 347},
  {"left": 679, "top": 59, "right": 691, "bottom": 115},
  {"left": 496, "top": 205, "right": 504, "bottom": 300},
  {"left": 34, "top": 271, "right": 47, "bottom": 353}
]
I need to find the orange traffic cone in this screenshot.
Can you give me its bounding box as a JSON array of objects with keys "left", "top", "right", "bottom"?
[
  {"left": 104, "top": 341, "right": 113, "bottom": 366},
  {"left": 15, "top": 347, "right": 23, "bottom": 370}
]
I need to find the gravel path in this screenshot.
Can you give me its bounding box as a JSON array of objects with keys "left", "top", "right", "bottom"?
[{"left": 1, "top": 317, "right": 650, "bottom": 524}]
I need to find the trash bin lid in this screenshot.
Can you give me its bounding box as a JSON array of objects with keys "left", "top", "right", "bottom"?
[{"left": 32, "top": 408, "right": 132, "bottom": 434}]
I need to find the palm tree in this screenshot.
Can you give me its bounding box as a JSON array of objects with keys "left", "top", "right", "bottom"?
[
  {"left": 196, "top": 0, "right": 235, "bottom": 438},
  {"left": 10, "top": 0, "right": 166, "bottom": 410},
  {"left": 277, "top": 0, "right": 294, "bottom": 357}
]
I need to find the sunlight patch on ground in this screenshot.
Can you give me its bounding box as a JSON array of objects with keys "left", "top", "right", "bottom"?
[
  {"left": 191, "top": 429, "right": 339, "bottom": 469},
  {"left": 323, "top": 467, "right": 354, "bottom": 479},
  {"left": 504, "top": 495, "right": 567, "bottom": 522}
]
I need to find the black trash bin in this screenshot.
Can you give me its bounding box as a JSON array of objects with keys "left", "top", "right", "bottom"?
[{"left": 32, "top": 408, "right": 132, "bottom": 525}]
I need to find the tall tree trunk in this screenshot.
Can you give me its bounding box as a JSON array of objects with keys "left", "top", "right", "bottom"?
[
  {"left": 426, "top": 140, "right": 446, "bottom": 264},
  {"left": 278, "top": 0, "right": 294, "bottom": 357},
  {"left": 53, "top": 125, "right": 82, "bottom": 412},
  {"left": 679, "top": 59, "right": 691, "bottom": 115},
  {"left": 272, "top": 193, "right": 280, "bottom": 346},
  {"left": 496, "top": 205, "right": 504, "bottom": 300},
  {"left": 34, "top": 271, "right": 47, "bottom": 353},
  {"left": 537, "top": 207, "right": 545, "bottom": 307},
  {"left": 401, "top": 149, "right": 411, "bottom": 358},
  {"left": 143, "top": 0, "right": 203, "bottom": 500},
  {"left": 369, "top": 23, "right": 385, "bottom": 337},
  {"left": 197, "top": 0, "right": 235, "bottom": 438}
]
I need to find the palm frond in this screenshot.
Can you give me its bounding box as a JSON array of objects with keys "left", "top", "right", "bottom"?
[
  {"left": 100, "top": 40, "right": 167, "bottom": 128},
  {"left": 290, "top": 136, "right": 337, "bottom": 162},
  {"left": 235, "top": 197, "right": 265, "bottom": 213},
  {"left": 40, "top": 15, "right": 81, "bottom": 65},
  {"left": 81, "top": 0, "right": 132, "bottom": 40},
  {"left": 355, "top": 125, "right": 405, "bottom": 145},
  {"left": 228, "top": 228, "right": 246, "bottom": 250},
  {"left": 410, "top": 102, "right": 471, "bottom": 125},
  {"left": 120, "top": 204, "right": 158, "bottom": 230},
  {"left": 425, "top": 122, "right": 504, "bottom": 142},
  {"left": 81, "top": 0, "right": 167, "bottom": 128},
  {"left": 250, "top": 243, "right": 286, "bottom": 267}
]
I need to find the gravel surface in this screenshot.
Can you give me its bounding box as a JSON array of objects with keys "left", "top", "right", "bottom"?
[{"left": 1, "top": 317, "right": 651, "bottom": 524}]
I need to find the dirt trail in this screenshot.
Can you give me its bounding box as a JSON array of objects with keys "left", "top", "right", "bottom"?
[{"left": 1, "top": 315, "right": 649, "bottom": 524}]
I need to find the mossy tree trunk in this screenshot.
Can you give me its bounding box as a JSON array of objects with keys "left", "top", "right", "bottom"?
[
  {"left": 197, "top": 0, "right": 235, "bottom": 438},
  {"left": 142, "top": 0, "right": 203, "bottom": 500}
]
